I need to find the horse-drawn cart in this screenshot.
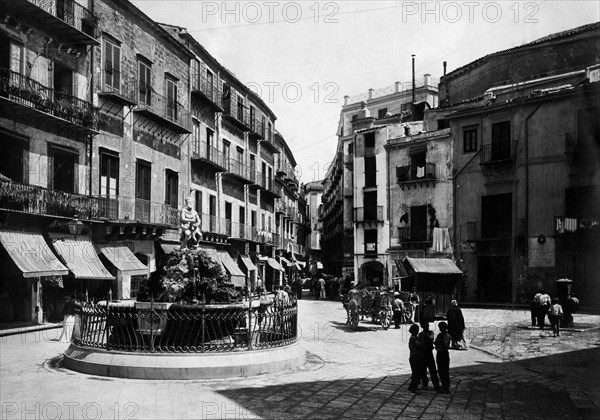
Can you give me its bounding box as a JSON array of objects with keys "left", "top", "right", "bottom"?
[{"left": 342, "top": 287, "right": 393, "bottom": 330}]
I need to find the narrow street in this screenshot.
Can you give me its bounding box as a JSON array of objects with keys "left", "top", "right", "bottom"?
[{"left": 1, "top": 297, "right": 598, "bottom": 419}]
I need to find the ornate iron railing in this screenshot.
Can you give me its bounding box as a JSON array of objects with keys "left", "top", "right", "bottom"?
[
  {"left": 74, "top": 301, "right": 298, "bottom": 353},
  {"left": 0, "top": 68, "right": 98, "bottom": 130},
  {"left": 0, "top": 179, "right": 103, "bottom": 219},
  {"left": 26, "top": 0, "right": 99, "bottom": 39}
]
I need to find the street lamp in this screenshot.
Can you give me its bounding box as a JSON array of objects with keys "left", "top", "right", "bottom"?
[{"left": 67, "top": 217, "right": 85, "bottom": 235}]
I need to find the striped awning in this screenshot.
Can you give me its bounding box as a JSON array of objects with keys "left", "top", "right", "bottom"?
[
  {"left": 217, "top": 251, "right": 245, "bottom": 287},
  {"left": 48, "top": 234, "right": 114, "bottom": 280},
  {"left": 96, "top": 243, "right": 148, "bottom": 276},
  {"left": 239, "top": 255, "right": 257, "bottom": 271},
  {"left": 404, "top": 257, "right": 462, "bottom": 274},
  {"left": 278, "top": 256, "right": 292, "bottom": 266},
  {"left": 0, "top": 230, "right": 68, "bottom": 278},
  {"left": 267, "top": 257, "right": 285, "bottom": 272}
]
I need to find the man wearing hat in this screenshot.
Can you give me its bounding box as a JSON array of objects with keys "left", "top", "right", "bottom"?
[{"left": 392, "top": 292, "right": 405, "bottom": 329}]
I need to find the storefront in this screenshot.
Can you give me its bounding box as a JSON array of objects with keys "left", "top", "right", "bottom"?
[{"left": 0, "top": 230, "right": 69, "bottom": 323}]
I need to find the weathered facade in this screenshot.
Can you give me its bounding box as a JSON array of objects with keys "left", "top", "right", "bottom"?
[
  {"left": 444, "top": 23, "right": 600, "bottom": 308},
  {"left": 0, "top": 0, "right": 304, "bottom": 326},
  {"left": 321, "top": 76, "right": 439, "bottom": 282}
]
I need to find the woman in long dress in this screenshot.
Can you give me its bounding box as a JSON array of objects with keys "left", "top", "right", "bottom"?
[
  {"left": 446, "top": 299, "right": 466, "bottom": 349},
  {"left": 58, "top": 295, "right": 76, "bottom": 343}
]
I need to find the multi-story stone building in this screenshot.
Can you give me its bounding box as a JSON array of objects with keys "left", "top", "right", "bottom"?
[
  {"left": 321, "top": 75, "right": 439, "bottom": 282},
  {"left": 0, "top": 0, "right": 303, "bottom": 325},
  {"left": 441, "top": 22, "right": 600, "bottom": 308},
  {"left": 302, "top": 180, "right": 323, "bottom": 274}
]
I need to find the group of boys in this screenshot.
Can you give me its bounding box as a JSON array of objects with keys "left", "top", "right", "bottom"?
[{"left": 407, "top": 320, "right": 451, "bottom": 394}]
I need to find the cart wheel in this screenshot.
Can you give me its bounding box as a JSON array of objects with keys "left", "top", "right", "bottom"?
[
  {"left": 350, "top": 310, "right": 359, "bottom": 328},
  {"left": 380, "top": 309, "right": 392, "bottom": 330}
]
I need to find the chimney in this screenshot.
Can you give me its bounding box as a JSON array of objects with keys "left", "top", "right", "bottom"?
[
  {"left": 443, "top": 61, "right": 447, "bottom": 76},
  {"left": 423, "top": 73, "right": 431, "bottom": 86},
  {"left": 368, "top": 88, "right": 374, "bottom": 100},
  {"left": 411, "top": 54, "right": 416, "bottom": 104},
  {"left": 358, "top": 101, "right": 370, "bottom": 119},
  {"left": 343, "top": 95, "right": 349, "bottom": 106},
  {"left": 395, "top": 81, "right": 401, "bottom": 93}
]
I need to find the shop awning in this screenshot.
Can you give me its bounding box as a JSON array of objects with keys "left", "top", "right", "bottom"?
[
  {"left": 278, "top": 256, "right": 292, "bottom": 266},
  {"left": 96, "top": 243, "right": 148, "bottom": 276},
  {"left": 295, "top": 261, "right": 306, "bottom": 270},
  {"left": 0, "top": 230, "right": 68, "bottom": 278},
  {"left": 403, "top": 257, "right": 462, "bottom": 294},
  {"left": 217, "top": 251, "right": 245, "bottom": 287},
  {"left": 48, "top": 234, "right": 114, "bottom": 280},
  {"left": 267, "top": 257, "right": 285, "bottom": 272},
  {"left": 393, "top": 259, "right": 410, "bottom": 278},
  {"left": 239, "top": 255, "right": 257, "bottom": 271}
]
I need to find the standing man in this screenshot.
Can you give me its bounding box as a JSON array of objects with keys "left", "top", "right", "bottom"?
[
  {"left": 392, "top": 292, "right": 405, "bottom": 329},
  {"left": 418, "top": 320, "right": 441, "bottom": 391},
  {"left": 409, "top": 287, "right": 420, "bottom": 323},
  {"left": 319, "top": 276, "right": 326, "bottom": 300}
]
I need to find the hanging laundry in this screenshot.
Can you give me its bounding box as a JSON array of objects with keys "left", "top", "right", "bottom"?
[
  {"left": 555, "top": 216, "right": 564, "bottom": 234},
  {"left": 564, "top": 218, "right": 577, "bottom": 232},
  {"left": 416, "top": 165, "right": 425, "bottom": 178}
]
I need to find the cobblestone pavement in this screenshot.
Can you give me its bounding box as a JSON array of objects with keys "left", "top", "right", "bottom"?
[{"left": 1, "top": 298, "right": 599, "bottom": 419}]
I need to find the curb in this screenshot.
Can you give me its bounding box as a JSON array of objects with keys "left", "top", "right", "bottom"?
[{"left": 0, "top": 324, "right": 62, "bottom": 338}]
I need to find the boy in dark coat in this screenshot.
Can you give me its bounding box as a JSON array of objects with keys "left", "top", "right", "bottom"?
[
  {"left": 408, "top": 324, "right": 423, "bottom": 394},
  {"left": 418, "top": 320, "right": 440, "bottom": 391},
  {"left": 434, "top": 321, "right": 451, "bottom": 394}
]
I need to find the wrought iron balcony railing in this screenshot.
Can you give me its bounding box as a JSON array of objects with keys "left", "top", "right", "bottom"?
[
  {"left": 99, "top": 70, "right": 136, "bottom": 105},
  {"left": 0, "top": 68, "right": 98, "bottom": 130},
  {"left": 0, "top": 179, "right": 178, "bottom": 226},
  {"left": 354, "top": 206, "right": 384, "bottom": 223},
  {"left": 480, "top": 141, "right": 517, "bottom": 164},
  {"left": 191, "top": 142, "right": 227, "bottom": 169},
  {"left": 398, "top": 225, "right": 432, "bottom": 243},
  {"left": 191, "top": 70, "right": 222, "bottom": 108},
  {"left": 23, "top": 0, "right": 99, "bottom": 43},
  {"left": 396, "top": 163, "right": 436, "bottom": 185},
  {"left": 222, "top": 98, "right": 250, "bottom": 130},
  {"left": 134, "top": 88, "right": 191, "bottom": 133}
]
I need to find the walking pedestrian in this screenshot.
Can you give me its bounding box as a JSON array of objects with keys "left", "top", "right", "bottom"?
[
  {"left": 392, "top": 292, "right": 404, "bottom": 329},
  {"left": 446, "top": 300, "right": 466, "bottom": 350},
  {"left": 408, "top": 324, "right": 424, "bottom": 394},
  {"left": 537, "top": 293, "right": 552, "bottom": 330},
  {"left": 319, "top": 276, "right": 326, "bottom": 300},
  {"left": 409, "top": 287, "right": 420, "bottom": 323},
  {"left": 434, "top": 321, "right": 451, "bottom": 394},
  {"left": 531, "top": 290, "right": 542, "bottom": 327},
  {"left": 418, "top": 320, "right": 440, "bottom": 391},
  {"left": 58, "top": 294, "right": 77, "bottom": 343},
  {"left": 547, "top": 297, "right": 564, "bottom": 337}
]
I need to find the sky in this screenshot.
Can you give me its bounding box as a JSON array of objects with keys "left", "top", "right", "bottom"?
[{"left": 130, "top": 0, "right": 600, "bottom": 184}]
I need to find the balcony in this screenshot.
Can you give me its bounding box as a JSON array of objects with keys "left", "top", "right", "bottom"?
[
  {"left": 396, "top": 163, "right": 436, "bottom": 190},
  {"left": 460, "top": 219, "right": 527, "bottom": 255},
  {"left": 228, "top": 222, "right": 259, "bottom": 241},
  {"left": 133, "top": 89, "right": 191, "bottom": 134},
  {"left": 479, "top": 141, "right": 517, "bottom": 176},
  {"left": 223, "top": 158, "right": 253, "bottom": 184},
  {"left": 0, "top": 179, "right": 177, "bottom": 226},
  {"left": 354, "top": 206, "right": 384, "bottom": 225},
  {"left": 198, "top": 213, "right": 232, "bottom": 238},
  {"left": 0, "top": 68, "right": 98, "bottom": 135},
  {"left": 249, "top": 115, "right": 265, "bottom": 139},
  {"left": 257, "top": 172, "right": 280, "bottom": 199},
  {"left": 222, "top": 98, "right": 250, "bottom": 131},
  {"left": 10, "top": 0, "right": 99, "bottom": 45},
  {"left": 98, "top": 73, "right": 136, "bottom": 106},
  {"left": 398, "top": 225, "right": 432, "bottom": 249},
  {"left": 190, "top": 71, "right": 222, "bottom": 110},
  {"left": 190, "top": 142, "right": 227, "bottom": 171}
]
